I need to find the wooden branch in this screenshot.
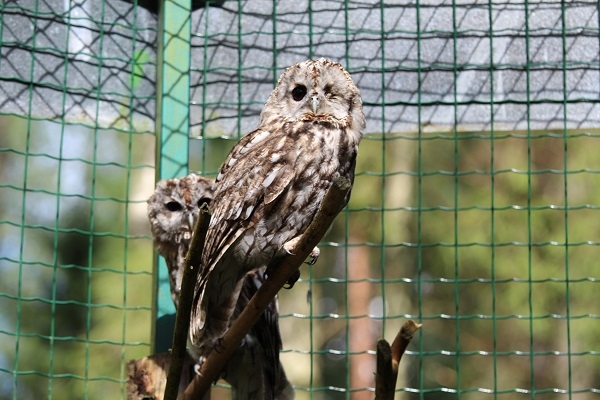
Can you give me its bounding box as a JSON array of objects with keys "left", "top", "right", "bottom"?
[
  {"left": 375, "top": 319, "right": 422, "bottom": 400},
  {"left": 391, "top": 319, "right": 421, "bottom": 372},
  {"left": 180, "top": 177, "right": 352, "bottom": 400},
  {"left": 163, "top": 206, "right": 211, "bottom": 400}
]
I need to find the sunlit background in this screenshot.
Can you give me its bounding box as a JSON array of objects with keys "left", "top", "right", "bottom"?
[{"left": 1, "top": 1, "right": 600, "bottom": 399}]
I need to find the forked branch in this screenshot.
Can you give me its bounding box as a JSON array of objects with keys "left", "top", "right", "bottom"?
[{"left": 374, "top": 319, "right": 422, "bottom": 400}]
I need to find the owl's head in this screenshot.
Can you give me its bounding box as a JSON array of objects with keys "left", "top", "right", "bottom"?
[
  {"left": 147, "top": 174, "right": 214, "bottom": 249},
  {"left": 260, "top": 58, "right": 365, "bottom": 134}
]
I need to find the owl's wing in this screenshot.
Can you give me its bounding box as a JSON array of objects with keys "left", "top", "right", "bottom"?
[
  {"left": 201, "top": 127, "right": 294, "bottom": 272},
  {"left": 191, "top": 127, "right": 295, "bottom": 339}
]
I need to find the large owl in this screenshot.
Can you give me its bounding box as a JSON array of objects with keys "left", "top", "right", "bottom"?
[
  {"left": 190, "top": 58, "right": 365, "bottom": 352},
  {"left": 147, "top": 173, "right": 214, "bottom": 307}
]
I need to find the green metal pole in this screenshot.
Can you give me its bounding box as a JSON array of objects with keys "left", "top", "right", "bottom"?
[{"left": 153, "top": 0, "right": 192, "bottom": 353}]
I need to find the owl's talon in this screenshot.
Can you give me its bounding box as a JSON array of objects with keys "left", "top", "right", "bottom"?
[
  {"left": 283, "top": 238, "right": 299, "bottom": 256},
  {"left": 283, "top": 269, "right": 301, "bottom": 289},
  {"left": 283, "top": 238, "right": 298, "bottom": 256},
  {"left": 193, "top": 356, "right": 206, "bottom": 376},
  {"left": 305, "top": 246, "right": 320, "bottom": 265}
]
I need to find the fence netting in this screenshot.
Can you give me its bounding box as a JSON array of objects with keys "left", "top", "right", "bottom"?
[{"left": 1, "top": 0, "right": 599, "bottom": 399}]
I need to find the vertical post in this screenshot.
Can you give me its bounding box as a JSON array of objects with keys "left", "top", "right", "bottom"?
[{"left": 153, "top": 0, "right": 192, "bottom": 353}]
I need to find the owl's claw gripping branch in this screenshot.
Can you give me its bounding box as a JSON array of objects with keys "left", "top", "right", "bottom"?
[
  {"left": 272, "top": 241, "right": 319, "bottom": 289},
  {"left": 305, "top": 246, "right": 320, "bottom": 265},
  {"left": 179, "top": 177, "right": 352, "bottom": 400},
  {"left": 265, "top": 245, "right": 318, "bottom": 290},
  {"left": 282, "top": 270, "right": 301, "bottom": 289}
]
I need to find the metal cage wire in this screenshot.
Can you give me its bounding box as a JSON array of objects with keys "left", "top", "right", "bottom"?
[{"left": 1, "top": 0, "right": 599, "bottom": 399}]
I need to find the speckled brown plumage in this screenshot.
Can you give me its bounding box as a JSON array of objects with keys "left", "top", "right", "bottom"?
[
  {"left": 190, "top": 58, "right": 365, "bottom": 356},
  {"left": 147, "top": 173, "right": 214, "bottom": 307}
]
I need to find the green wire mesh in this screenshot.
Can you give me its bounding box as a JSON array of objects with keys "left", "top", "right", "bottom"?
[
  {"left": 0, "top": 0, "right": 156, "bottom": 398},
  {"left": 2, "top": 0, "right": 600, "bottom": 399}
]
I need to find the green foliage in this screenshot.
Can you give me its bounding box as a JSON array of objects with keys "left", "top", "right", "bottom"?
[
  {"left": 287, "top": 129, "right": 600, "bottom": 399},
  {"left": 2, "top": 113, "right": 599, "bottom": 399},
  {"left": 0, "top": 115, "right": 153, "bottom": 399},
  {"left": 131, "top": 50, "right": 150, "bottom": 90},
  {"left": 404, "top": 132, "right": 600, "bottom": 396}
]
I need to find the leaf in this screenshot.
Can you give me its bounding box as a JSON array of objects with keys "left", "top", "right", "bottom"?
[{"left": 132, "top": 49, "right": 149, "bottom": 90}]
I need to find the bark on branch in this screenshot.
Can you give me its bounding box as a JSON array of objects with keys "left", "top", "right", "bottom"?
[
  {"left": 163, "top": 205, "right": 212, "bottom": 400},
  {"left": 374, "top": 319, "right": 422, "bottom": 400}
]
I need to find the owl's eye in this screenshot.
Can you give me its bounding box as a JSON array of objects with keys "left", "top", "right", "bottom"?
[
  {"left": 291, "top": 85, "right": 307, "bottom": 102},
  {"left": 165, "top": 201, "right": 183, "bottom": 211},
  {"left": 198, "top": 197, "right": 211, "bottom": 207},
  {"left": 324, "top": 83, "right": 334, "bottom": 97}
]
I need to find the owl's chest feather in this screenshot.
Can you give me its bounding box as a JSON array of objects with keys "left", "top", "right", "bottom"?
[{"left": 232, "top": 124, "right": 356, "bottom": 267}]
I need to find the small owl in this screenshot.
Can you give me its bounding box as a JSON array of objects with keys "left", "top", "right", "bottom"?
[
  {"left": 190, "top": 58, "right": 365, "bottom": 352},
  {"left": 147, "top": 173, "right": 214, "bottom": 307}
]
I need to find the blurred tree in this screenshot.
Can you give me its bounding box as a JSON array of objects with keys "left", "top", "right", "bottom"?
[
  {"left": 2, "top": 114, "right": 598, "bottom": 400},
  {"left": 0, "top": 115, "right": 154, "bottom": 399}
]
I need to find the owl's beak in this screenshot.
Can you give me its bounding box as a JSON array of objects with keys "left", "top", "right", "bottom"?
[
  {"left": 187, "top": 213, "right": 195, "bottom": 231},
  {"left": 311, "top": 95, "right": 320, "bottom": 113}
]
